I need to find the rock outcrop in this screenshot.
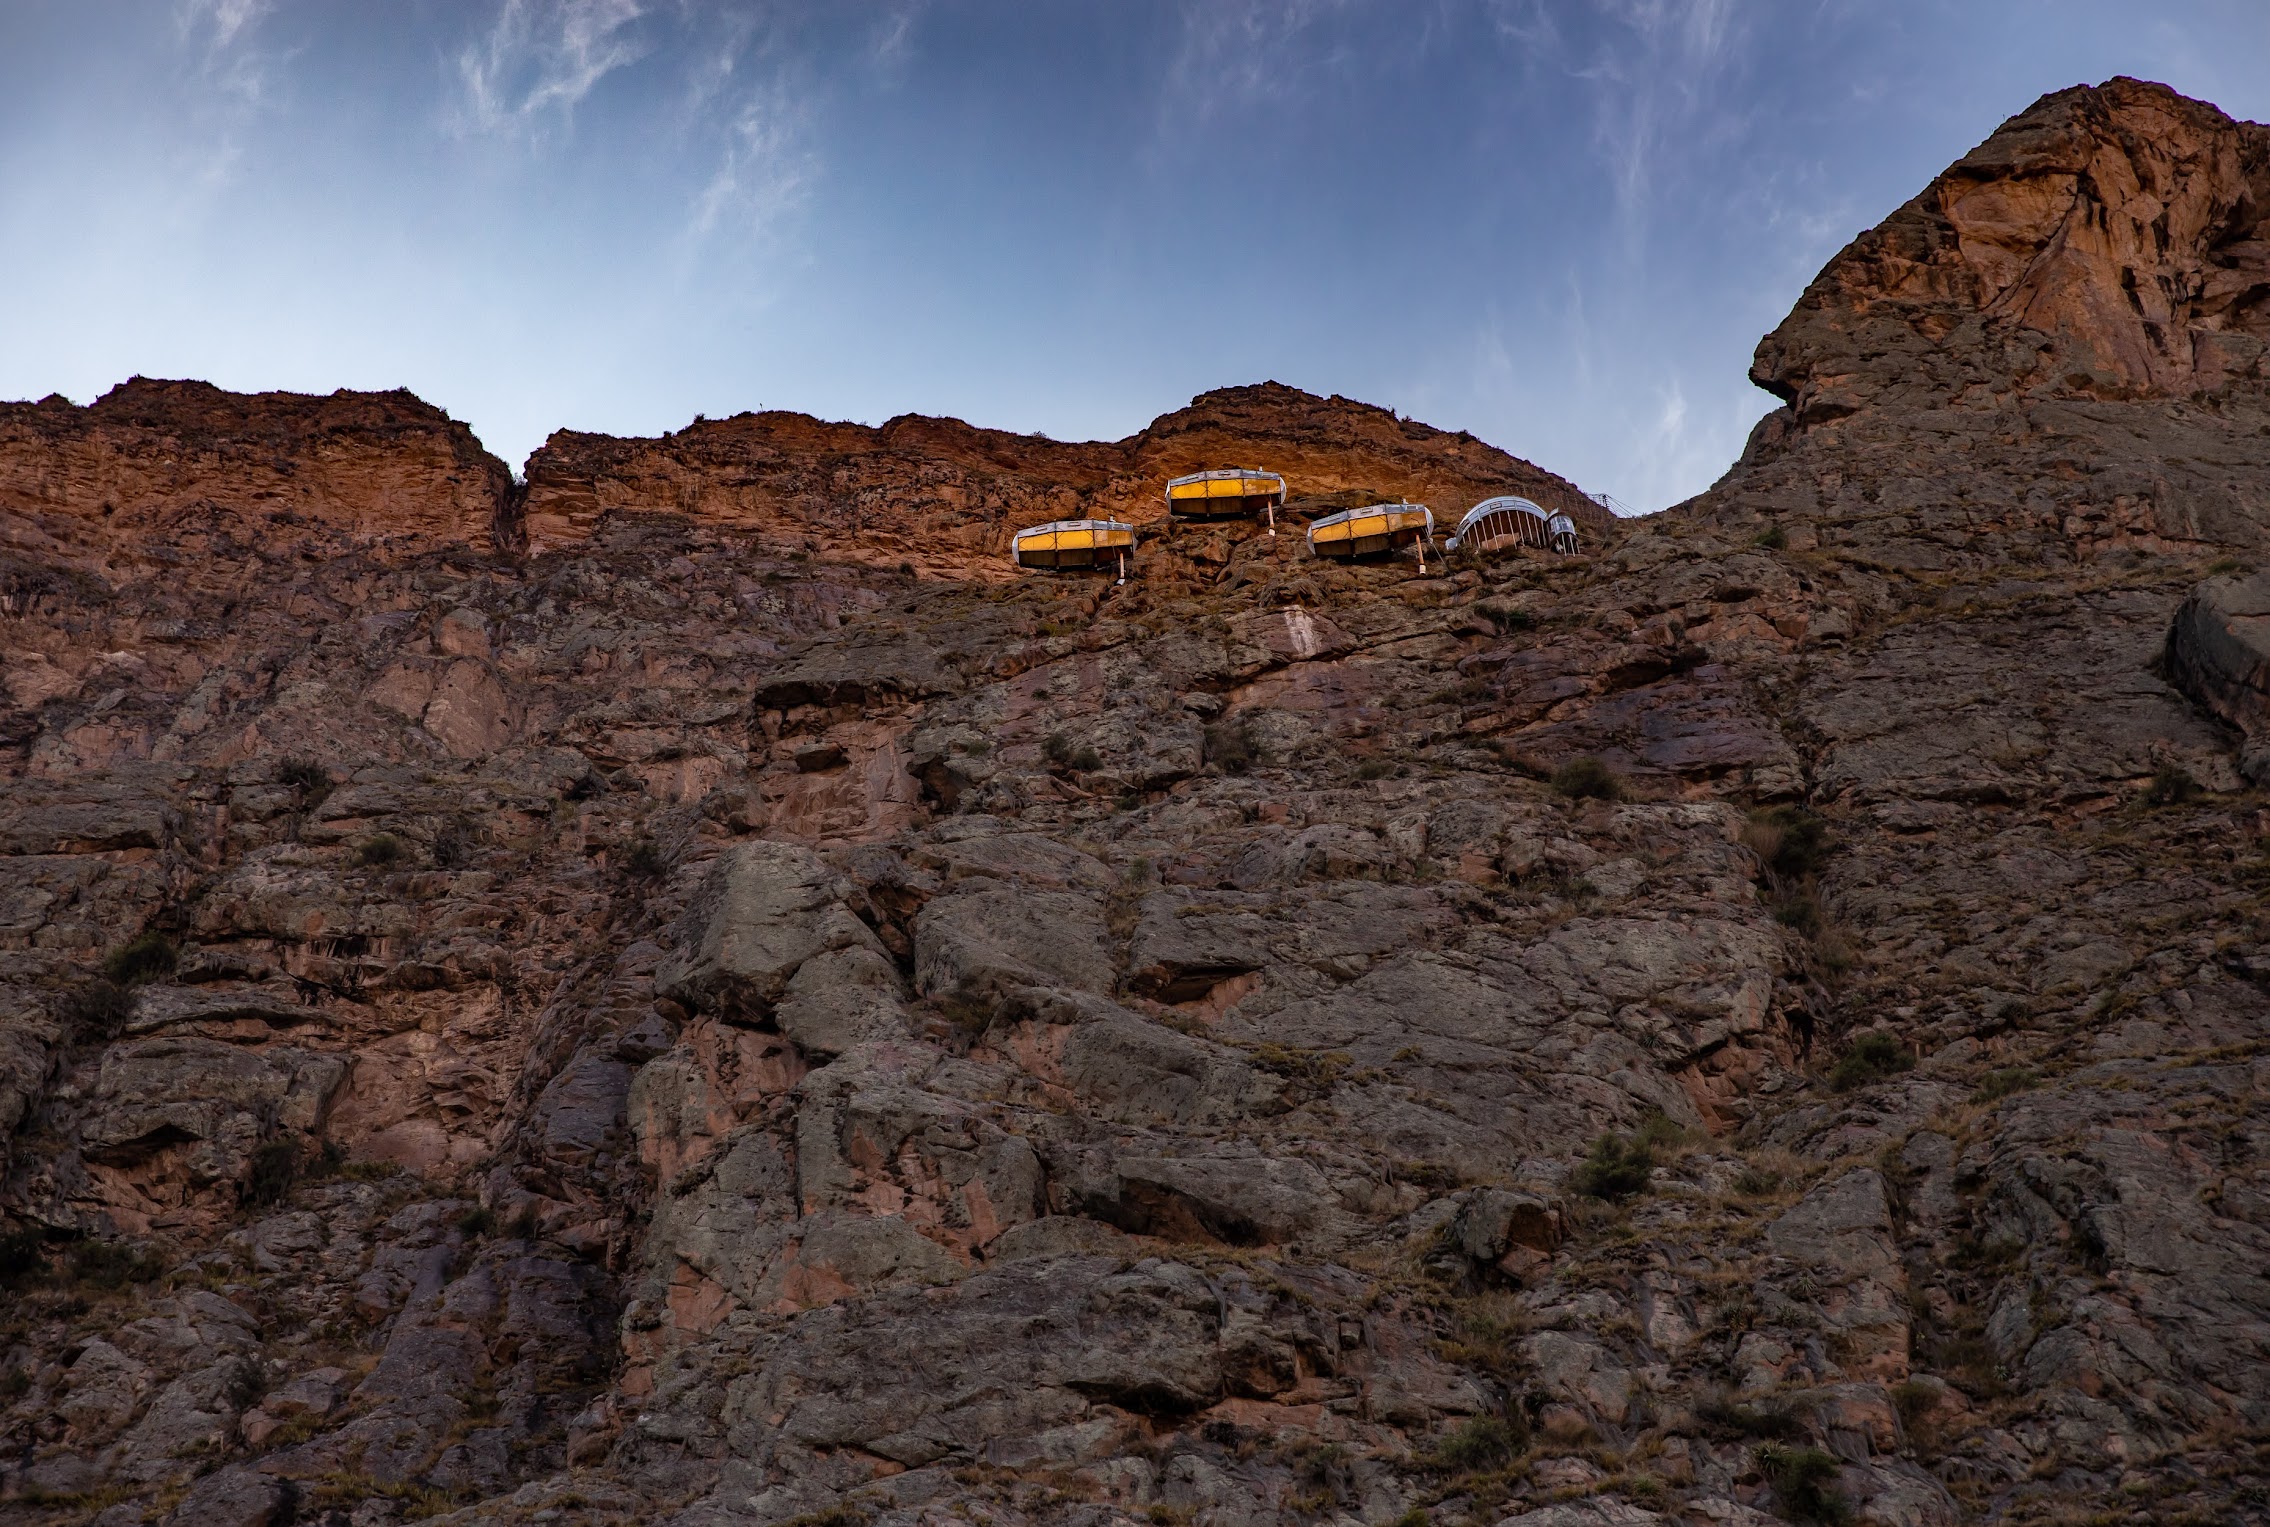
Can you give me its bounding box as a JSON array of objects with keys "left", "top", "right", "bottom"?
[
  {"left": 520, "top": 381, "right": 1611, "bottom": 566},
  {"left": 2167, "top": 570, "right": 2270, "bottom": 778},
  {"left": 2, "top": 74, "right": 2269, "bottom": 1527},
  {"left": 0, "top": 378, "right": 522, "bottom": 566}
]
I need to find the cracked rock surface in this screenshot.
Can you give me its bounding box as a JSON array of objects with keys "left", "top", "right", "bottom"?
[{"left": 3, "top": 75, "right": 2270, "bottom": 1527}]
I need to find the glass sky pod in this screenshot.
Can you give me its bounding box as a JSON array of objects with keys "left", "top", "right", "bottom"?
[
  {"left": 1166, "top": 467, "right": 1288, "bottom": 533},
  {"left": 1306, "top": 502, "right": 1435, "bottom": 565},
  {"left": 1012, "top": 518, "right": 1137, "bottom": 581},
  {"left": 1445, "top": 495, "right": 1581, "bottom": 555}
]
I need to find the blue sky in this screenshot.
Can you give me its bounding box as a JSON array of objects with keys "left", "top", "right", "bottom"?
[{"left": 4, "top": 2, "right": 2267, "bottom": 510}]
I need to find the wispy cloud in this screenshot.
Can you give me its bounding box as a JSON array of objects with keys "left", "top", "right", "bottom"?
[
  {"left": 1160, "top": 0, "right": 1356, "bottom": 129},
  {"left": 656, "top": 9, "right": 819, "bottom": 246},
  {"left": 179, "top": 0, "right": 272, "bottom": 51},
  {"left": 170, "top": 0, "right": 289, "bottom": 183},
  {"left": 867, "top": 2, "right": 924, "bottom": 79},
  {"left": 1587, "top": 0, "right": 1746, "bottom": 220},
  {"left": 689, "top": 75, "right": 811, "bottom": 238},
  {"left": 176, "top": 0, "right": 283, "bottom": 105},
  {"left": 1491, "top": 0, "right": 1751, "bottom": 226},
  {"left": 455, "top": 0, "right": 649, "bottom": 139}
]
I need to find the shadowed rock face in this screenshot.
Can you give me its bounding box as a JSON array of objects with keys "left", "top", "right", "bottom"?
[{"left": 3, "top": 76, "right": 2270, "bottom": 1527}]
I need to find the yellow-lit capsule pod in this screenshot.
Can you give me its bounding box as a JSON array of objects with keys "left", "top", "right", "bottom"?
[
  {"left": 1012, "top": 519, "right": 1137, "bottom": 580},
  {"left": 1165, "top": 467, "right": 1287, "bottom": 521},
  {"left": 1306, "top": 502, "right": 1435, "bottom": 564}
]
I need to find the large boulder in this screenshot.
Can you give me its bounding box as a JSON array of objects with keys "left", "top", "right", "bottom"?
[
  {"left": 2167, "top": 571, "right": 2270, "bottom": 780},
  {"left": 718, "top": 1255, "right": 1227, "bottom": 1470},
  {"left": 658, "top": 842, "right": 885, "bottom": 1020},
  {"left": 79, "top": 1039, "right": 348, "bottom": 1196},
  {"left": 913, "top": 882, "right": 1113, "bottom": 1002}
]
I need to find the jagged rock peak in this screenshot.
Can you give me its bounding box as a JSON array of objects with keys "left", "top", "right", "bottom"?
[{"left": 1755, "top": 77, "right": 2270, "bottom": 429}]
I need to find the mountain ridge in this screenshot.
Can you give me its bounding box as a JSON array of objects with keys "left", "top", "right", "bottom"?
[{"left": 2, "top": 75, "right": 2268, "bottom": 1527}]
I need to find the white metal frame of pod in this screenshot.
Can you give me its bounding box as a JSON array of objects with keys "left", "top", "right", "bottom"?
[
  {"left": 1443, "top": 496, "right": 1581, "bottom": 556},
  {"left": 1304, "top": 502, "right": 1436, "bottom": 572},
  {"left": 1010, "top": 518, "right": 1138, "bottom": 584}
]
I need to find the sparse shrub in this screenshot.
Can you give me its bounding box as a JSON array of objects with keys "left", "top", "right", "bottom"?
[
  {"left": 1044, "top": 730, "right": 1107, "bottom": 766},
  {"left": 1395, "top": 1158, "right": 1463, "bottom": 1194},
  {"left": 0, "top": 1228, "right": 47, "bottom": 1290},
  {"left": 1758, "top": 1444, "right": 1850, "bottom": 1523},
  {"left": 1744, "top": 806, "right": 1831, "bottom": 881},
  {"left": 1974, "top": 1066, "right": 2038, "bottom": 1101},
  {"left": 307, "top": 1142, "right": 399, "bottom": 1184},
  {"left": 68, "top": 1239, "right": 167, "bottom": 1290},
  {"left": 102, "top": 932, "right": 177, "bottom": 986},
  {"left": 1829, "top": 1033, "right": 1912, "bottom": 1092},
  {"left": 242, "top": 1140, "right": 301, "bottom": 1208},
  {"left": 621, "top": 838, "right": 668, "bottom": 878},
  {"left": 60, "top": 978, "right": 133, "bottom": 1042},
  {"left": 457, "top": 1206, "right": 496, "bottom": 1239},
  {"left": 1635, "top": 1111, "right": 1685, "bottom": 1152},
  {"left": 1427, "top": 1413, "right": 1525, "bottom": 1473},
  {"left": 938, "top": 991, "right": 994, "bottom": 1038},
  {"left": 1754, "top": 525, "right": 1788, "bottom": 550},
  {"left": 1572, "top": 1127, "right": 1657, "bottom": 1201},
  {"left": 1890, "top": 1380, "right": 1939, "bottom": 1427},
  {"left": 1355, "top": 758, "right": 1395, "bottom": 780},
  {"left": 779, "top": 1505, "right": 871, "bottom": 1527},
  {"left": 1434, "top": 1299, "right": 1530, "bottom": 1382},
  {"left": 1551, "top": 755, "right": 1622, "bottom": 801},
  {"left": 431, "top": 818, "right": 474, "bottom": 869},
  {"left": 1733, "top": 1165, "right": 1785, "bottom": 1197},
  {"left": 1426, "top": 677, "right": 1494, "bottom": 706},
  {"left": 1204, "top": 717, "right": 1257, "bottom": 775},
  {"left": 1696, "top": 1390, "right": 1801, "bottom": 1440},
  {"left": 1773, "top": 887, "right": 1826, "bottom": 937},
  {"left": 2144, "top": 761, "right": 2200, "bottom": 807},
  {"left": 351, "top": 833, "right": 407, "bottom": 868},
  {"left": 278, "top": 757, "right": 332, "bottom": 804}
]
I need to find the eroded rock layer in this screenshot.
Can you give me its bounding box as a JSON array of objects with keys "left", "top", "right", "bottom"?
[{"left": 1, "top": 75, "right": 2268, "bottom": 1527}]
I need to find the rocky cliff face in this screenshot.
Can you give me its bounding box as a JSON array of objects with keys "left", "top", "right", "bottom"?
[
  {"left": 0, "top": 380, "right": 522, "bottom": 570},
  {"left": 2, "top": 77, "right": 2269, "bottom": 1527},
  {"left": 521, "top": 382, "right": 1610, "bottom": 567}
]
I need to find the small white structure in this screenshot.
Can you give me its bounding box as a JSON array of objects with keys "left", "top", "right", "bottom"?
[{"left": 1444, "top": 496, "right": 1580, "bottom": 556}]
